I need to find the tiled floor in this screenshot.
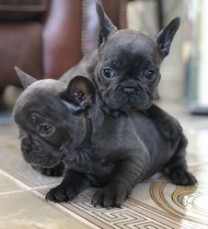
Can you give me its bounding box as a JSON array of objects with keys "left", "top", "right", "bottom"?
[{"left": 0, "top": 102, "right": 208, "bottom": 229}]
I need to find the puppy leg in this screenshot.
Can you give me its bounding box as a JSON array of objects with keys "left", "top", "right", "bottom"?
[
  {"left": 45, "top": 169, "right": 90, "bottom": 202},
  {"left": 92, "top": 157, "right": 144, "bottom": 208},
  {"left": 32, "top": 162, "right": 65, "bottom": 177},
  {"left": 166, "top": 135, "right": 197, "bottom": 186},
  {"left": 145, "top": 104, "right": 183, "bottom": 141}
]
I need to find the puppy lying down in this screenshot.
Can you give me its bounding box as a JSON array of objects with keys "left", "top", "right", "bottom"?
[{"left": 13, "top": 68, "right": 197, "bottom": 208}]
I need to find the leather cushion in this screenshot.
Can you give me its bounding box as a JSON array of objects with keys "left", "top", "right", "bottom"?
[{"left": 0, "top": 22, "right": 43, "bottom": 86}]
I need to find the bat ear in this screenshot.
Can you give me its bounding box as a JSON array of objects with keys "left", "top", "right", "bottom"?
[
  {"left": 61, "top": 76, "right": 96, "bottom": 114},
  {"left": 156, "top": 17, "right": 180, "bottom": 57},
  {"left": 15, "top": 66, "right": 37, "bottom": 89},
  {"left": 96, "top": 2, "right": 117, "bottom": 46}
]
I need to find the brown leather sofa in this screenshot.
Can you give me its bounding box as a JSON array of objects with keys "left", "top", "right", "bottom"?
[{"left": 0, "top": 0, "right": 129, "bottom": 109}]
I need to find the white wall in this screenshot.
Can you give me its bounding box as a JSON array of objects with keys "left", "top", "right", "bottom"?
[{"left": 127, "top": 0, "right": 185, "bottom": 101}]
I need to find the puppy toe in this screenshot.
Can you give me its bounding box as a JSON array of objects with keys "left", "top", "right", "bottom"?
[
  {"left": 92, "top": 187, "right": 126, "bottom": 208},
  {"left": 171, "top": 170, "right": 197, "bottom": 186},
  {"left": 66, "top": 188, "right": 76, "bottom": 199},
  {"left": 92, "top": 189, "right": 104, "bottom": 207},
  {"left": 114, "top": 194, "right": 126, "bottom": 208},
  {"left": 45, "top": 185, "right": 75, "bottom": 202},
  {"left": 92, "top": 188, "right": 114, "bottom": 208},
  {"left": 45, "top": 186, "right": 68, "bottom": 202},
  {"left": 103, "top": 193, "right": 114, "bottom": 209}
]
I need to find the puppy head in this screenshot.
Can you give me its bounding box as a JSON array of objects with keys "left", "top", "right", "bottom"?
[
  {"left": 13, "top": 68, "right": 94, "bottom": 168},
  {"left": 93, "top": 3, "right": 180, "bottom": 111}
]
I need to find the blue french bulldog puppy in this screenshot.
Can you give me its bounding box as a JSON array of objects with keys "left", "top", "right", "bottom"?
[
  {"left": 13, "top": 69, "right": 197, "bottom": 208},
  {"left": 61, "top": 2, "right": 183, "bottom": 142},
  {"left": 52, "top": 75, "right": 197, "bottom": 208},
  {"left": 13, "top": 68, "right": 91, "bottom": 178}
]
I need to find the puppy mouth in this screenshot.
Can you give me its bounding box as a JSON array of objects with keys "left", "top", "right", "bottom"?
[
  {"left": 122, "top": 98, "right": 152, "bottom": 111},
  {"left": 22, "top": 150, "right": 62, "bottom": 168},
  {"left": 31, "top": 159, "right": 61, "bottom": 169},
  {"left": 20, "top": 136, "right": 63, "bottom": 168},
  {"left": 104, "top": 85, "right": 152, "bottom": 111}
]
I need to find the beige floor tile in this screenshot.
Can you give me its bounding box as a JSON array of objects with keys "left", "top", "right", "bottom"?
[
  {"left": 0, "top": 192, "right": 98, "bottom": 229},
  {"left": 0, "top": 128, "right": 62, "bottom": 187},
  {"left": 0, "top": 170, "right": 23, "bottom": 194},
  {"left": 186, "top": 128, "right": 208, "bottom": 162}
]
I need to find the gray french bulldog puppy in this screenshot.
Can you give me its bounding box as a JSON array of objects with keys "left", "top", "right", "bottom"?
[
  {"left": 13, "top": 67, "right": 91, "bottom": 177},
  {"left": 13, "top": 69, "right": 197, "bottom": 208},
  {"left": 57, "top": 74, "right": 196, "bottom": 208},
  {"left": 61, "top": 2, "right": 182, "bottom": 141}
]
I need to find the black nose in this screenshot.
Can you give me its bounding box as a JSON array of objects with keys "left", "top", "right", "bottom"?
[{"left": 122, "top": 87, "right": 136, "bottom": 96}]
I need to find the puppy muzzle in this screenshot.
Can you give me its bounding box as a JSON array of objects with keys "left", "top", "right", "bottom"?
[
  {"left": 20, "top": 136, "right": 62, "bottom": 168},
  {"left": 121, "top": 87, "right": 138, "bottom": 97},
  {"left": 116, "top": 85, "right": 152, "bottom": 110}
]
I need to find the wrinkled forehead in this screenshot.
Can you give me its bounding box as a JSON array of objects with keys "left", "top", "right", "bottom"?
[
  {"left": 20, "top": 79, "right": 65, "bottom": 100},
  {"left": 29, "top": 79, "right": 66, "bottom": 93},
  {"left": 13, "top": 79, "right": 67, "bottom": 117},
  {"left": 100, "top": 30, "right": 158, "bottom": 61}
]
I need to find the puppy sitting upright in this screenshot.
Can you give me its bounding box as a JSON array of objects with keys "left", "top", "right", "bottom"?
[{"left": 61, "top": 3, "right": 182, "bottom": 141}]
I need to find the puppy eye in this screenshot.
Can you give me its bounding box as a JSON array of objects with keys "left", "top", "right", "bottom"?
[
  {"left": 102, "top": 68, "right": 115, "bottom": 79},
  {"left": 145, "top": 70, "right": 157, "bottom": 81},
  {"left": 38, "top": 123, "right": 55, "bottom": 136}
]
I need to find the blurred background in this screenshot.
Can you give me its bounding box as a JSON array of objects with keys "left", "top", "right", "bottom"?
[{"left": 0, "top": 0, "right": 207, "bottom": 115}]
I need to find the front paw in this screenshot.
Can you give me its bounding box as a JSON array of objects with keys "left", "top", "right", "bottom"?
[
  {"left": 159, "top": 118, "right": 183, "bottom": 141},
  {"left": 45, "top": 184, "right": 76, "bottom": 202},
  {"left": 92, "top": 185, "right": 127, "bottom": 208},
  {"left": 170, "top": 169, "right": 197, "bottom": 186}
]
